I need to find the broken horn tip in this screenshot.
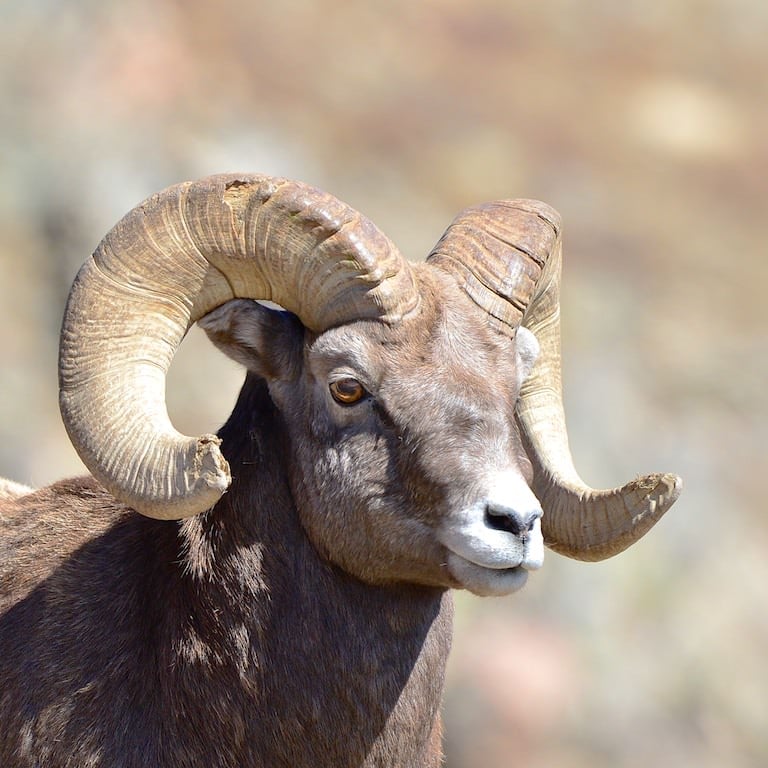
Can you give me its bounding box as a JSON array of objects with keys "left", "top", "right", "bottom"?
[
  {"left": 627, "top": 472, "right": 682, "bottom": 521},
  {"left": 658, "top": 472, "right": 683, "bottom": 510},
  {"left": 195, "top": 436, "right": 231, "bottom": 486},
  {"left": 648, "top": 471, "right": 683, "bottom": 497}
]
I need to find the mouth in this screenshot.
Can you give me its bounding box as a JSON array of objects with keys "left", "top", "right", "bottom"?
[
  {"left": 445, "top": 551, "right": 532, "bottom": 597},
  {"left": 438, "top": 514, "right": 545, "bottom": 596}
]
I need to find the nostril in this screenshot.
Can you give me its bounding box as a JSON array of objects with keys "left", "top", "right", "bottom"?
[{"left": 484, "top": 505, "right": 541, "bottom": 537}]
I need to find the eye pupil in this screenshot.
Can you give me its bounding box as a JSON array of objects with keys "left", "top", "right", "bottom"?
[{"left": 330, "top": 378, "right": 366, "bottom": 405}]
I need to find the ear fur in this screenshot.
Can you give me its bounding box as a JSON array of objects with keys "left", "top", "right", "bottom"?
[
  {"left": 514, "top": 326, "right": 539, "bottom": 390},
  {"left": 198, "top": 299, "right": 303, "bottom": 381}
]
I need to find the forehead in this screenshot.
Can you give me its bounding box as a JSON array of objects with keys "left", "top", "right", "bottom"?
[{"left": 309, "top": 267, "right": 514, "bottom": 384}]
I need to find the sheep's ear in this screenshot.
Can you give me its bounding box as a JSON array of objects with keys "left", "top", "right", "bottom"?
[
  {"left": 198, "top": 299, "right": 303, "bottom": 381},
  {"left": 514, "top": 326, "right": 539, "bottom": 390}
]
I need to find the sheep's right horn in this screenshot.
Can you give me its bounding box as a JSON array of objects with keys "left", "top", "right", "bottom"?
[
  {"left": 60, "top": 174, "right": 418, "bottom": 521},
  {"left": 427, "top": 201, "right": 681, "bottom": 561}
]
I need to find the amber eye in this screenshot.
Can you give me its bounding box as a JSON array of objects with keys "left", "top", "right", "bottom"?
[{"left": 329, "top": 377, "right": 367, "bottom": 405}]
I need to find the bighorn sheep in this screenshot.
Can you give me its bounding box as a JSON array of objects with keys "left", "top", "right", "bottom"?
[{"left": 0, "top": 174, "right": 681, "bottom": 767}]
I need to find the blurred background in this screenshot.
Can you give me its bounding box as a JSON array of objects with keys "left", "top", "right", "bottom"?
[{"left": 1, "top": 0, "right": 766, "bottom": 765}]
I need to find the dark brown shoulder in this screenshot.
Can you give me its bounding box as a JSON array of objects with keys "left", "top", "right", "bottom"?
[
  {"left": 1, "top": 475, "right": 135, "bottom": 600},
  {"left": 16, "top": 475, "right": 129, "bottom": 517}
]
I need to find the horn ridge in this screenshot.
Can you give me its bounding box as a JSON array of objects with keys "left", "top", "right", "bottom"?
[{"left": 426, "top": 199, "right": 560, "bottom": 338}]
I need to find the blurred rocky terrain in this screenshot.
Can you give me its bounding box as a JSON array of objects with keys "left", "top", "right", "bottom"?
[{"left": 1, "top": 1, "right": 766, "bottom": 765}]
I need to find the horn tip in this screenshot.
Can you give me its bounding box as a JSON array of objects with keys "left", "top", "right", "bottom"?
[
  {"left": 650, "top": 471, "right": 683, "bottom": 512},
  {"left": 126, "top": 435, "right": 231, "bottom": 521},
  {"left": 544, "top": 471, "right": 683, "bottom": 563},
  {"left": 194, "top": 434, "right": 232, "bottom": 493}
]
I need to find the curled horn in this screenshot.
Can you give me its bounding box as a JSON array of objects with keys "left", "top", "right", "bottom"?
[
  {"left": 59, "top": 174, "right": 418, "bottom": 521},
  {"left": 427, "top": 201, "right": 682, "bottom": 561}
]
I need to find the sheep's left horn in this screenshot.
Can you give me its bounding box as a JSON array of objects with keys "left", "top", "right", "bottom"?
[{"left": 427, "top": 201, "right": 682, "bottom": 561}]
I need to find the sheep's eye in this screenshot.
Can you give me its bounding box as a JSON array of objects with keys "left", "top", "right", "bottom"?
[{"left": 329, "top": 378, "right": 367, "bottom": 406}]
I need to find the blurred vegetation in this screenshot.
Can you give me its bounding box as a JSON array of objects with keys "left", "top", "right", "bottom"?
[{"left": 1, "top": 1, "right": 766, "bottom": 765}]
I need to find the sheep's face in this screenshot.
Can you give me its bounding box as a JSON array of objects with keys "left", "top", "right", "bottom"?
[{"left": 201, "top": 266, "right": 544, "bottom": 596}]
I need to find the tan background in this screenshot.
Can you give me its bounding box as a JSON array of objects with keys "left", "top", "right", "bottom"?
[{"left": 1, "top": 1, "right": 766, "bottom": 765}]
